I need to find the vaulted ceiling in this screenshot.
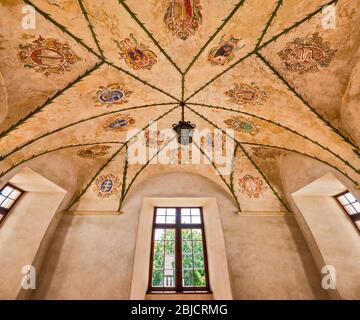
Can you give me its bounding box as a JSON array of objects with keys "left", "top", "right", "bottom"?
[{"left": 0, "top": 0, "right": 359, "bottom": 213}]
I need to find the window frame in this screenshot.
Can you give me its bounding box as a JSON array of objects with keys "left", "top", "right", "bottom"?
[
  {"left": 0, "top": 183, "right": 24, "bottom": 226},
  {"left": 148, "top": 207, "right": 210, "bottom": 293},
  {"left": 334, "top": 191, "right": 360, "bottom": 233}
]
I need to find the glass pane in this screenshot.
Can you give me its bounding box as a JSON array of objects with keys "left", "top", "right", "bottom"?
[
  {"left": 191, "top": 208, "right": 200, "bottom": 216},
  {"left": 182, "top": 241, "right": 192, "bottom": 253},
  {"left": 156, "top": 215, "right": 166, "bottom": 224},
  {"left": 167, "top": 208, "right": 176, "bottom": 215},
  {"left": 154, "top": 229, "right": 165, "bottom": 240},
  {"left": 345, "top": 193, "right": 357, "bottom": 203},
  {"left": 193, "top": 241, "right": 203, "bottom": 254},
  {"left": 0, "top": 195, "right": 5, "bottom": 204},
  {"left": 1, "top": 186, "right": 13, "bottom": 197},
  {"left": 194, "top": 254, "right": 204, "bottom": 268},
  {"left": 191, "top": 216, "right": 201, "bottom": 224},
  {"left": 344, "top": 205, "right": 356, "bottom": 215},
  {"left": 1, "top": 198, "right": 14, "bottom": 209},
  {"left": 192, "top": 229, "right": 202, "bottom": 240},
  {"left": 194, "top": 269, "right": 206, "bottom": 287},
  {"left": 181, "top": 215, "right": 191, "bottom": 224},
  {"left": 9, "top": 190, "right": 21, "bottom": 200},
  {"left": 165, "top": 229, "right": 175, "bottom": 241},
  {"left": 353, "top": 202, "right": 360, "bottom": 213},
  {"left": 165, "top": 241, "right": 175, "bottom": 254},
  {"left": 157, "top": 208, "right": 166, "bottom": 215},
  {"left": 338, "top": 195, "right": 349, "bottom": 205},
  {"left": 152, "top": 269, "right": 163, "bottom": 287},
  {"left": 154, "top": 240, "right": 164, "bottom": 254},
  {"left": 181, "top": 208, "right": 190, "bottom": 215},
  {"left": 182, "top": 254, "right": 193, "bottom": 268},
  {"left": 182, "top": 229, "right": 192, "bottom": 240},
  {"left": 164, "top": 270, "right": 175, "bottom": 287},
  {"left": 166, "top": 215, "right": 176, "bottom": 224},
  {"left": 153, "top": 254, "right": 164, "bottom": 269},
  {"left": 183, "top": 269, "right": 193, "bottom": 287},
  {"left": 164, "top": 253, "right": 175, "bottom": 269}
]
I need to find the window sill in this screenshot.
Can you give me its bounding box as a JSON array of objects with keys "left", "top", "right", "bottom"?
[{"left": 146, "top": 293, "right": 213, "bottom": 300}]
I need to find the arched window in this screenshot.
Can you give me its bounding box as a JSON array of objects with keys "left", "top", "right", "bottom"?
[
  {"left": 335, "top": 191, "right": 360, "bottom": 232},
  {"left": 0, "top": 184, "right": 23, "bottom": 225}
]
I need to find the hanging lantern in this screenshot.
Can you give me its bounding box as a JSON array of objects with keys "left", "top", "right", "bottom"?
[{"left": 172, "top": 121, "right": 196, "bottom": 145}]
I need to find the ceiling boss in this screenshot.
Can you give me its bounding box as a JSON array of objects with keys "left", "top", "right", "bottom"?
[{"left": 163, "top": 0, "right": 203, "bottom": 40}]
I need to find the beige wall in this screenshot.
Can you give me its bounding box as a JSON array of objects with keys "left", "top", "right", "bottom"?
[
  {"left": 32, "top": 172, "right": 327, "bottom": 300},
  {"left": 0, "top": 167, "right": 67, "bottom": 299},
  {"left": 280, "top": 154, "right": 360, "bottom": 299}
]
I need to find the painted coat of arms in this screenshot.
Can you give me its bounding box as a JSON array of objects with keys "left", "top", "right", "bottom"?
[
  {"left": 18, "top": 36, "right": 80, "bottom": 76},
  {"left": 93, "top": 83, "right": 133, "bottom": 107},
  {"left": 163, "top": 0, "right": 202, "bottom": 40},
  {"left": 208, "top": 35, "right": 244, "bottom": 66},
  {"left": 278, "top": 33, "right": 336, "bottom": 73},
  {"left": 224, "top": 116, "right": 260, "bottom": 136},
  {"left": 238, "top": 174, "right": 267, "bottom": 198},
  {"left": 116, "top": 34, "right": 157, "bottom": 70},
  {"left": 94, "top": 174, "right": 121, "bottom": 198},
  {"left": 225, "top": 83, "right": 267, "bottom": 105},
  {"left": 103, "top": 114, "right": 135, "bottom": 131},
  {"left": 77, "top": 145, "right": 112, "bottom": 159}
]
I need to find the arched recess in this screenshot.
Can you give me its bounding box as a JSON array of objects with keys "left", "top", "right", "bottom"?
[
  {"left": 279, "top": 153, "right": 360, "bottom": 299},
  {"left": 341, "top": 46, "right": 360, "bottom": 147},
  {"left": 0, "top": 152, "right": 80, "bottom": 300},
  {"left": 0, "top": 69, "right": 8, "bottom": 126},
  {"left": 123, "top": 166, "right": 237, "bottom": 212}
]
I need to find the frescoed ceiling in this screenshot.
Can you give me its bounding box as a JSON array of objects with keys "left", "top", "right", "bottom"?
[{"left": 0, "top": 0, "right": 359, "bottom": 213}]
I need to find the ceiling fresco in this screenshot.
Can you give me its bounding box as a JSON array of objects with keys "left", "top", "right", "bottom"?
[{"left": 0, "top": 0, "right": 359, "bottom": 213}]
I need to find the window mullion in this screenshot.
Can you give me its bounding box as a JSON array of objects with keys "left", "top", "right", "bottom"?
[{"left": 175, "top": 208, "right": 182, "bottom": 292}]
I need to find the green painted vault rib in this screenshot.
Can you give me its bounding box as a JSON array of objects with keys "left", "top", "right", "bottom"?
[
  {"left": 0, "top": 142, "right": 124, "bottom": 179},
  {"left": 119, "top": 136, "right": 177, "bottom": 211},
  {"left": 192, "top": 140, "right": 242, "bottom": 212},
  {"left": 0, "top": 61, "right": 104, "bottom": 140},
  {"left": 67, "top": 105, "right": 180, "bottom": 211},
  {"left": 2, "top": 0, "right": 355, "bottom": 214},
  {"left": 187, "top": 102, "right": 360, "bottom": 174},
  {"left": 186, "top": 105, "right": 359, "bottom": 186},
  {"left": 77, "top": 0, "right": 104, "bottom": 57},
  {"left": 255, "top": 0, "right": 283, "bottom": 49},
  {"left": 184, "top": 0, "right": 247, "bottom": 75},
  {"left": 256, "top": 53, "right": 360, "bottom": 151},
  {"left": 117, "top": 0, "right": 183, "bottom": 75},
  {"left": 186, "top": 106, "right": 290, "bottom": 211},
  {"left": 0, "top": 103, "right": 178, "bottom": 162},
  {"left": 184, "top": 0, "right": 339, "bottom": 102},
  {"left": 23, "top": 0, "right": 181, "bottom": 102}
]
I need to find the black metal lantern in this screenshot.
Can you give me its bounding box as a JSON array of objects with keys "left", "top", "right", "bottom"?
[
  {"left": 172, "top": 121, "right": 196, "bottom": 145},
  {"left": 173, "top": 103, "right": 196, "bottom": 145}
]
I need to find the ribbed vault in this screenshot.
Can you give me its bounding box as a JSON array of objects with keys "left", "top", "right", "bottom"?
[{"left": 0, "top": 0, "right": 359, "bottom": 212}]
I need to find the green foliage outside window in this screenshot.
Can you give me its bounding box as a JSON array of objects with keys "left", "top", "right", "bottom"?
[{"left": 152, "top": 228, "right": 206, "bottom": 287}]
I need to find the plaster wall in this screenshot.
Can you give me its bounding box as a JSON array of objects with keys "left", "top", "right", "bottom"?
[
  {"left": 280, "top": 154, "right": 360, "bottom": 299},
  {"left": 0, "top": 167, "right": 67, "bottom": 299},
  {"left": 32, "top": 172, "right": 327, "bottom": 300}
]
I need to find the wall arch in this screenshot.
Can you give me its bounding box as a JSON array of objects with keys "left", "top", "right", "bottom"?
[{"left": 279, "top": 153, "right": 360, "bottom": 299}]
